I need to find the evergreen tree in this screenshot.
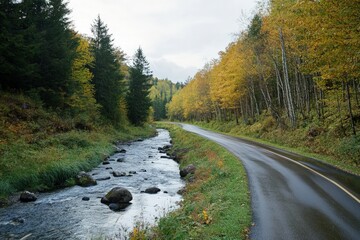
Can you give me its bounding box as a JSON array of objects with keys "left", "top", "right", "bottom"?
[
  {"left": 90, "top": 16, "right": 124, "bottom": 123},
  {"left": 38, "top": 0, "right": 78, "bottom": 107},
  {"left": 0, "top": 0, "right": 45, "bottom": 90},
  {"left": 126, "top": 47, "right": 152, "bottom": 125},
  {"left": 0, "top": 0, "right": 77, "bottom": 108}
]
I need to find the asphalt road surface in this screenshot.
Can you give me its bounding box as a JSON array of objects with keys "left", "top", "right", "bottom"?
[{"left": 180, "top": 124, "right": 360, "bottom": 240}]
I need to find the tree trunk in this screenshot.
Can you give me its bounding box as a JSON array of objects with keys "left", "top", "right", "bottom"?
[
  {"left": 235, "top": 108, "right": 239, "bottom": 125},
  {"left": 353, "top": 79, "right": 359, "bottom": 107},
  {"left": 346, "top": 81, "right": 356, "bottom": 135},
  {"left": 279, "top": 28, "right": 296, "bottom": 127}
]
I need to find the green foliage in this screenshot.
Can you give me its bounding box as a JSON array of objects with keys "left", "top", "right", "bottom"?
[
  {"left": 196, "top": 120, "right": 360, "bottom": 175},
  {"left": 126, "top": 48, "right": 152, "bottom": 125},
  {"left": 0, "top": 0, "right": 78, "bottom": 108},
  {"left": 150, "top": 78, "right": 183, "bottom": 120},
  {"left": 68, "top": 34, "right": 100, "bottom": 122},
  {"left": 337, "top": 136, "right": 360, "bottom": 165},
  {"left": 90, "top": 16, "right": 125, "bottom": 124},
  {"left": 152, "top": 123, "right": 251, "bottom": 239},
  {"left": 0, "top": 93, "right": 156, "bottom": 198}
]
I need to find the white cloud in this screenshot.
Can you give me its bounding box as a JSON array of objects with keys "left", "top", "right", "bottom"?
[
  {"left": 68, "top": 0, "right": 258, "bottom": 82},
  {"left": 150, "top": 58, "right": 198, "bottom": 83}
]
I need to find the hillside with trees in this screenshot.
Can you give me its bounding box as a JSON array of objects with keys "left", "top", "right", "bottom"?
[
  {"left": 167, "top": 0, "right": 360, "bottom": 171},
  {"left": 150, "top": 78, "right": 184, "bottom": 120},
  {"left": 0, "top": 0, "right": 155, "bottom": 198}
]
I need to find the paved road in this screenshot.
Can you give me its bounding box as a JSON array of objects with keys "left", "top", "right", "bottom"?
[{"left": 180, "top": 124, "right": 360, "bottom": 240}]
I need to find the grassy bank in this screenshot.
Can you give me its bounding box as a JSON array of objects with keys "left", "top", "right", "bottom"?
[
  {"left": 192, "top": 120, "right": 360, "bottom": 176},
  {"left": 0, "top": 93, "right": 155, "bottom": 202},
  {"left": 137, "top": 123, "right": 251, "bottom": 239}
]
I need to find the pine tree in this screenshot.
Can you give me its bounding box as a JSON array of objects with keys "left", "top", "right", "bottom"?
[
  {"left": 90, "top": 16, "right": 124, "bottom": 123},
  {"left": 0, "top": 0, "right": 44, "bottom": 90},
  {"left": 0, "top": 0, "right": 78, "bottom": 108},
  {"left": 126, "top": 47, "right": 152, "bottom": 125},
  {"left": 38, "top": 0, "right": 78, "bottom": 107}
]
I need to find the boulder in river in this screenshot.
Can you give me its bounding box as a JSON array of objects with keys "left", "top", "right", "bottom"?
[
  {"left": 112, "top": 171, "right": 126, "bottom": 177},
  {"left": 19, "top": 191, "right": 37, "bottom": 202},
  {"left": 95, "top": 176, "right": 111, "bottom": 181},
  {"left": 101, "top": 187, "right": 133, "bottom": 206},
  {"left": 109, "top": 202, "right": 131, "bottom": 211},
  {"left": 82, "top": 197, "right": 90, "bottom": 201},
  {"left": 144, "top": 187, "right": 161, "bottom": 194},
  {"left": 115, "top": 149, "right": 126, "bottom": 153},
  {"left": 180, "top": 164, "right": 196, "bottom": 178},
  {"left": 102, "top": 160, "right": 110, "bottom": 165},
  {"left": 76, "top": 172, "right": 97, "bottom": 187}
]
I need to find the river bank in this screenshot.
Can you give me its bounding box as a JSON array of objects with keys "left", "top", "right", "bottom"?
[
  {"left": 0, "top": 93, "right": 157, "bottom": 203},
  {"left": 145, "top": 123, "right": 251, "bottom": 239},
  {"left": 0, "top": 123, "right": 155, "bottom": 204},
  {"left": 0, "top": 129, "right": 184, "bottom": 239}
]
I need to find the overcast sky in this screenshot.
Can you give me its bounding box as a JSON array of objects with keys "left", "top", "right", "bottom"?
[{"left": 68, "top": 0, "right": 259, "bottom": 83}]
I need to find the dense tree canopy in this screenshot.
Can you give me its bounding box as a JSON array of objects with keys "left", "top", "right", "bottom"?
[
  {"left": 149, "top": 78, "right": 183, "bottom": 120},
  {"left": 0, "top": 0, "right": 154, "bottom": 127},
  {"left": 90, "top": 16, "right": 124, "bottom": 124},
  {"left": 168, "top": 0, "right": 360, "bottom": 136},
  {"left": 0, "top": 0, "right": 78, "bottom": 108},
  {"left": 126, "top": 48, "right": 152, "bottom": 125}
]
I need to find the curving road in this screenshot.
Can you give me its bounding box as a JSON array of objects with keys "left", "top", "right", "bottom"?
[{"left": 180, "top": 124, "right": 360, "bottom": 240}]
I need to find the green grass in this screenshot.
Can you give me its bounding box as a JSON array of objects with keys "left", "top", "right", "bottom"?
[
  {"left": 193, "top": 120, "right": 360, "bottom": 176},
  {"left": 149, "top": 123, "right": 251, "bottom": 240},
  {"left": 0, "top": 92, "right": 156, "bottom": 201},
  {"left": 0, "top": 125, "right": 155, "bottom": 199}
]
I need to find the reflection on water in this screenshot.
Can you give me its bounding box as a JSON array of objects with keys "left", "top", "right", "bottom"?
[{"left": 0, "top": 129, "right": 184, "bottom": 239}]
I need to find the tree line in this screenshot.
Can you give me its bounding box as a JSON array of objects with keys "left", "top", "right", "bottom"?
[
  {"left": 168, "top": 0, "right": 359, "bottom": 136},
  {"left": 150, "top": 78, "right": 183, "bottom": 121},
  {"left": 0, "top": 0, "right": 152, "bottom": 126}
]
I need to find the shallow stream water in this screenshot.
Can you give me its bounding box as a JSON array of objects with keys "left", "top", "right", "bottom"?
[{"left": 0, "top": 129, "right": 184, "bottom": 239}]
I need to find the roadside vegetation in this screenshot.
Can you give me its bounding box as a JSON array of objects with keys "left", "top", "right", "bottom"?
[
  {"left": 129, "top": 123, "right": 251, "bottom": 240},
  {"left": 0, "top": 93, "right": 155, "bottom": 203},
  {"left": 195, "top": 120, "right": 360, "bottom": 176},
  {"left": 167, "top": 1, "right": 359, "bottom": 175}
]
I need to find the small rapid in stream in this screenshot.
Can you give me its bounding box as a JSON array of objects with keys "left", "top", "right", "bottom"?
[{"left": 0, "top": 129, "right": 184, "bottom": 240}]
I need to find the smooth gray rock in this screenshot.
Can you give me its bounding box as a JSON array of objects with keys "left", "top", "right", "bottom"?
[
  {"left": 112, "top": 171, "right": 126, "bottom": 177},
  {"left": 144, "top": 187, "right": 161, "bottom": 194},
  {"left": 101, "top": 187, "right": 133, "bottom": 205},
  {"left": 180, "top": 164, "right": 196, "bottom": 178},
  {"left": 75, "top": 172, "right": 97, "bottom": 187},
  {"left": 19, "top": 191, "right": 37, "bottom": 202}
]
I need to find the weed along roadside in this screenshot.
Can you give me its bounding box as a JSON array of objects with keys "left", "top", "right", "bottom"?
[
  {"left": 192, "top": 121, "right": 360, "bottom": 176},
  {"left": 142, "top": 123, "right": 251, "bottom": 239}
]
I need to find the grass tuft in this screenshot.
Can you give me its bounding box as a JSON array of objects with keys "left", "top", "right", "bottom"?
[{"left": 149, "top": 123, "right": 251, "bottom": 240}]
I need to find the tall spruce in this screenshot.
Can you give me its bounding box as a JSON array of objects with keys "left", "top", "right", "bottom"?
[
  {"left": 39, "top": 0, "right": 78, "bottom": 107},
  {"left": 0, "top": 0, "right": 77, "bottom": 108},
  {"left": 90, "top": 16, "right": 123, "bottom": 123},
  {"left": 126, "top": 48, "right": 152, "bottom": 125}
]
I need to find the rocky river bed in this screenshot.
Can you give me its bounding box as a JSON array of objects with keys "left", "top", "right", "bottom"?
[{"left": 0, "top": 129, "right": 184, "bottom": 239}]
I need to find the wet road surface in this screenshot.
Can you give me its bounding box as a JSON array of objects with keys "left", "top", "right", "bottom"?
[{"left": 180, "top": 124, "right": 360, "bottom": 240}]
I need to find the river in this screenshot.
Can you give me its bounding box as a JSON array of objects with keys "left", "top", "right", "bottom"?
[{"left": 0, "top": 129, "right": 184, "bottom": 239}]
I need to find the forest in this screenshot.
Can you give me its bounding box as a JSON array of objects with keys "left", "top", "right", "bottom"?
[
  {"left": 0, "top": 0, "right": 168, "bottom": 128},
  {"left": 0, "top": 0, "right": 183, "bottom": 197},
  {"left": 167, "top": 0, "right": 360, "bottom": 168}
]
